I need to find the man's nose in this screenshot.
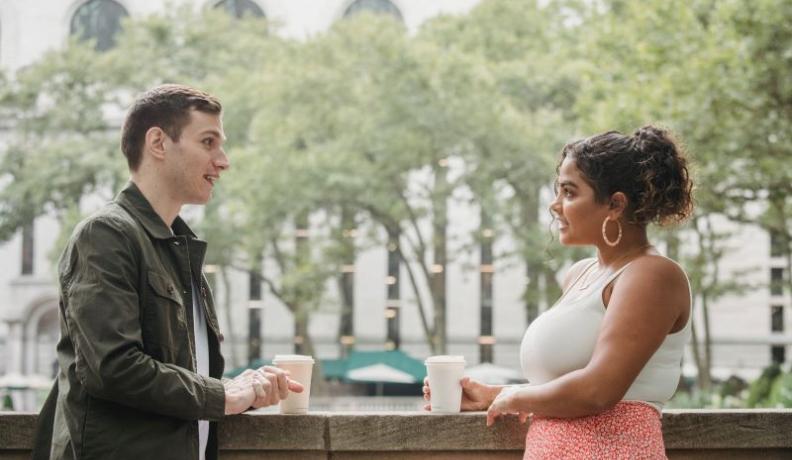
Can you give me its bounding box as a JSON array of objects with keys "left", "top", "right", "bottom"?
[{"left": 215, "top": 149, "right": 230, "bottom": 171}]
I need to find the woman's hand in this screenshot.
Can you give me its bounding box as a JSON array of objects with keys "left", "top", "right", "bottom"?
[
  {"left": 486, "top": 386, "right": 531, "bottom": 426},
  {"left": 423, "top": 376, "right": 502, "bottom": 412}
]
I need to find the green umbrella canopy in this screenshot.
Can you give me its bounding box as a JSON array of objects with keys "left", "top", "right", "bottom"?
[
  {"left": 342, "top": 350, "right": 426, "bottom": 383},
  {"left": 224, "top": 358, "right": 271, "bottom": 379},
  {"left": 223, "top": 350, "right": 427, "bottom": 383}
]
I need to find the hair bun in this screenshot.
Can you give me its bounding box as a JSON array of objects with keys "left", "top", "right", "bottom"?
[
  {"left": 559, "top": 124, "right": 693, "bottom": 227},
  {"left": 632, "top": 125, "right": 677, "bottom": 167}
]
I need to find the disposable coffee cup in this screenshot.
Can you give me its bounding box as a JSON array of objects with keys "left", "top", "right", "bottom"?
[
  {"left": 425, "top": 355, "right": 466, "bottom": 413},
  {"left": 272, "top": 354, "right": 314, "bottom": 414}
]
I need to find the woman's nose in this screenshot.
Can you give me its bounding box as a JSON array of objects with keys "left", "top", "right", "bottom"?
[{"left": 549, "top": 195, "right": 561, "bottom": 216}]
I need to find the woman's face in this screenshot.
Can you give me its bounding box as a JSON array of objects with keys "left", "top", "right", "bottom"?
[{"left": 549, "top": 157, "right": 611, "bottom": 246}]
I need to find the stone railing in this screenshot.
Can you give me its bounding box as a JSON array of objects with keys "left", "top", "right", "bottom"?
[{"left": 2, "top": 410, "right": 791, "bottom": 459}]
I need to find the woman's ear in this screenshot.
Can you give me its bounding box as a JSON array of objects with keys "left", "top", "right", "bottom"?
[{"left": 609, "top": 192, "right": 628, "bottom": 219}]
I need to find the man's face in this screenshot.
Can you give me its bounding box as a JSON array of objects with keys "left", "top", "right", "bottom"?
[{"left": 163, "top": 109, "right": 229, "bottom": 205}]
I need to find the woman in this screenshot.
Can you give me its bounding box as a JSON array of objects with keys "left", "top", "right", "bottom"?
[{"left": 424, "top": 125, "right": 694, "bottom": 459}]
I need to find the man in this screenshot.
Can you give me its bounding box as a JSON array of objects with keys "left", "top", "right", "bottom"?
[{"left": 33, "top": 84, "right": 302, "bottom": 460}]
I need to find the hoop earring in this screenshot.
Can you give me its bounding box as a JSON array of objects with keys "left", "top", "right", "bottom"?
[{"left": 602, "top": 216, "right": 622, "bottom": 247}]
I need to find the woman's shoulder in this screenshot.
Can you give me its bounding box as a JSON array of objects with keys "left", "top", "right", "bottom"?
[
  {"left": 562, "top": 257, "right": 598, "bottom": 291},
  {"left": 626, "top": 254, "right": 687, "bottom": 281},
  {"left": 619, "top": 254, "right": 690, "bottom": 301}
]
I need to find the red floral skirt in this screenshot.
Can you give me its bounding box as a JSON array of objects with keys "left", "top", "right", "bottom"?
[{"left": 524, "top": 401, "right": 666, "bottom": 460}]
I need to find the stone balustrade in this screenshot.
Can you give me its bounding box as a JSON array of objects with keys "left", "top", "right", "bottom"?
[{"left": 2, "top": 410, "right": 791, "bottom": 459}]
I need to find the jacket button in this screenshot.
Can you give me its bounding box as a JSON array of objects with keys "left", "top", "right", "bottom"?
[
  {"left": 218, "top": 333, "right": 225, "bottom": 342},
  {"left": 167, "top": 286, "right": 174, "bottom": 294},
  {"left": 173, "top": 240, "right": 181, "bottom": 246}
]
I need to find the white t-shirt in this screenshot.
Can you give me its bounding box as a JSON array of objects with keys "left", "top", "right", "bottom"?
[
  {"left": 191, "top": 279, "right": 210, "bottom": 460},
  {"left": 519, "top": 258, "right": 691, "bottom": 410}
]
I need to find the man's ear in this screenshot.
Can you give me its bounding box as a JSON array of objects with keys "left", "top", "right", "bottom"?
[
  {"left": 144, "top": 127, "right": 168, "bottom": 161},
  {"left": 609, "top": 192, "right": 628, "bottom": 219}
]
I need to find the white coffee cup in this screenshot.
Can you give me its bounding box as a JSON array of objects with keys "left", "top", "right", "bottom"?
[
  {"left": 425, "top": 355, "right": 466, "bottom": 413},
  {"left": 272, "top": 354, "right": 314, "bottom": 414}
]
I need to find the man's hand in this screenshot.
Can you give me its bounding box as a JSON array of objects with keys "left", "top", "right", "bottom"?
[
  {"left": 423, "top": 376, "right": 502, "bottom": 412},
  {"left": 223, "top": 371, "right": 257, "bottom": 415},
  {"left": 224, "top": 367, "right": 306, "bottom": 415}
]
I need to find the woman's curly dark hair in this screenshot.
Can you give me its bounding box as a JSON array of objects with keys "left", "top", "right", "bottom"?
[{"left": 558, "top": 125, "right": 694, "bottom": 226}]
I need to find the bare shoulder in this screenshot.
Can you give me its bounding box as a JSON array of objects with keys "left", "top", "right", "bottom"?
[
  {"left": 615, "top": 255, "right": 691, "bottom": 315},
  {"left": 623, "top": 255, "right": 688, "bottom": 287}
]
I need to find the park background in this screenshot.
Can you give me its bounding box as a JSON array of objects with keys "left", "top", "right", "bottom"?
[{"left": 0, "top": 0, "right": 790, "bottom": 412}]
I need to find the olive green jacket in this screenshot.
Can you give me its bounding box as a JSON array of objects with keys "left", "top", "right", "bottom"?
[{"left": 34, "top": 182, "right": 226, "bottom": 460}]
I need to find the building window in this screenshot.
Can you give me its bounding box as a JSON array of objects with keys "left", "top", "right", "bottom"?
[
  {"left": 771, "top": 268, "right": 784, "bottom": 296},
  {"left": 771, "top": 346, "right": 786, "bottom": 365},
  {"left": 248, "top": 266, "right": 263, "bottom": 361},
  {"left": 21, "top": 221, "right": 34, "bottom": 275},
  {"left": 771, "top": 306, "right": 784, "bottom": 333},
  {"left": 214, "top": 0, "right": 265, "bottom": 19},
  {"left": 344, "top": 0, "right": 403, "bottom": 21},
  {"left": 70, "top": 0, "right": 129, "bottom": 52},
  {"left": 385, "top": 230, "right": 401, "bottom": 349},
  {"left": 479, "top": 217, "right": 494, "bottom": 363},
  {"left": 770, "top": 230, "right": 786, "bottom": 258},
  {"left": 34, "top": 307, "right": 59, "bottom": 377}
]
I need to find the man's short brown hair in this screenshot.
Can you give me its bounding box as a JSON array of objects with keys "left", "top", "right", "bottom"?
[{"left": 121, "top": 84, "right": 222, "bottom": 171}]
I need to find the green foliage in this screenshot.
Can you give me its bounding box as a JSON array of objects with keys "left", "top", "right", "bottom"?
[
  {"left": 767, "top": 372, "right": 792, "bottom": 408},
  {"left": 1, "top": 0, "right": 790, "bottom": 354},
  {"left": 746, "top": 364, "right": 782, "bottom": 408}
]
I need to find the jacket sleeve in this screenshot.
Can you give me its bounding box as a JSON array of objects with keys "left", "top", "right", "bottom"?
[{"left": 62, "top": 217, "right": 226, "bottom": 421}]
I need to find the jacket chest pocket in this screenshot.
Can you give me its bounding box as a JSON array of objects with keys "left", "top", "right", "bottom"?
[{"left": 142, "top": 270, "right": 188, "bottom": 360}]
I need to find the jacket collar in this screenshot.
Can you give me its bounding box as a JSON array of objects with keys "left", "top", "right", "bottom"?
[{"left": 116, "top": 181, "right": 198, "bottom": 241}]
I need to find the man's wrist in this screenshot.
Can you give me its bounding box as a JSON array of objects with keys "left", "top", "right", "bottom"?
[{"left": 200, "top": 375, "right": 226, "bottom": 420}]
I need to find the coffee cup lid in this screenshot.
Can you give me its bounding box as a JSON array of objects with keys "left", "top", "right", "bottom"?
[
  {"left": 273, "top": 354, "right": 315, "bottom": 364},
  {"left": 425, "top": 355, "right": 466, "bottom": 365}
]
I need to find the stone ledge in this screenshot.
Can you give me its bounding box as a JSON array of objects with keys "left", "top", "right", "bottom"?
[
  {"left": 2, "top": 410, "right": 792, "bottom": 455},
  {"left": 662, "top": 409, "right": 792, "bottom": 449}
]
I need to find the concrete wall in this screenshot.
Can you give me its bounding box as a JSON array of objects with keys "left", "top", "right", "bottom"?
[{"left": 1, "top": 410, "right": 792, "bottom": 459}]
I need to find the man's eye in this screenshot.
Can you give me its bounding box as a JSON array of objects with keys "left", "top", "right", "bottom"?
[{"left": 202, "top": 139, "right": 213, "bottom": 147}]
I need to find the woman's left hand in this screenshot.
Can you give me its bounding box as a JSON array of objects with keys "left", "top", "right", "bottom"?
[{"left": 486, "top": 386, "right": 531, "bottom": 427}]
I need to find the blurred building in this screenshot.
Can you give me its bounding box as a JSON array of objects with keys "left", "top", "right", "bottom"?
[{"left": 0, "top": 0, "right": 788, "bottom": 411}]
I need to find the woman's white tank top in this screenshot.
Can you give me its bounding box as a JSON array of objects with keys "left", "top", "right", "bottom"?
[{"left": 519, "top": 258, "right": 691, "bottom": 409}]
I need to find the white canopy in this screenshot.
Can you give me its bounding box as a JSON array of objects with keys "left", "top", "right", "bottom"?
[
  {"left": 464, "top": 363, "right": 524, "bottom": 385},
  {"left": 0, "top": 372, "right": 53, "bottom": 390},
  {"left": 347, "top": 363, "right": 417, "bottom": 384}
]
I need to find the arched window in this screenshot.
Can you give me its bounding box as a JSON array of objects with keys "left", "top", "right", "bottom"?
[
  {"left": 34, "top": 307, "right": 59, "bottom": 376},
  {"left": 214, "top": 0, "right": 265, "bottom": 19},
  {"left": 344, "top": 0, "right": 403, "bottom": 21},
  {"left": 70, "top": 0, "right": 129, "bottom": 51}
]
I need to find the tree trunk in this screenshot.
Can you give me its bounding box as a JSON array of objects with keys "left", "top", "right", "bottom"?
[
  {"left": 247, "top": 255, "right": 264, "bottom": 364},
  {"left": 219, "top": 266, "right": 239, "bottom": 368},
  {"left": 701, "top": 290, "right": 713, "bottom": 390},
  {"left": 689, "top": 307, "right": 711, "bottom": 391},
  {"left": 337, "top": 207, "right": 356, "bottom": 357},
  {"left": 431, "top": 164, "right": 448, "bottom": 355},
  {"left": 522, "top": 188, "right": 542, "bottom": 322},
  {"left": 294, "top": 211, "right": 310, "bottom": 354},
  {"left": 386, "top": 227, "right": 401, "bottom": 350},
  {"left": 479, "top": 209, "right": 494, "bottom": 363},
  {"left": 543, "top": 267, "right": 562, "bottom": 308},
  {"left": 293, "top": 309, "right": 326, "bottom": 395}
]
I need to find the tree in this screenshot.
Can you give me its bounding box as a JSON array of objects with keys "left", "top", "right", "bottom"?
[
  {"left": 574, "top": 0, "right": 791, "bottom": 389},
  {"left": 418, "top": 0, "right": 587, "bottom": 324}
]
